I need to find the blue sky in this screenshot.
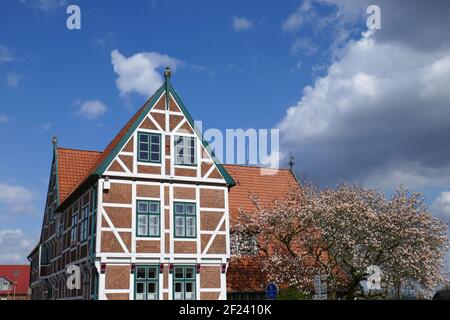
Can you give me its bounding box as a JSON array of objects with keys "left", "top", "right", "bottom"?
[{"left": 1, "top": 0, "right": 449, "bottom": 268}]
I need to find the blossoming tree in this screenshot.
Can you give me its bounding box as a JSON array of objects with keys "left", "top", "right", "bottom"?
[{"left": 232, "top": 182, "right": 449, "bottom": 299}]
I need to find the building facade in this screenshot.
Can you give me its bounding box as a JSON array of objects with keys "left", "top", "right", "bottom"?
[{"left": 29, "top": 70, "right": 235, "bottom": 300}]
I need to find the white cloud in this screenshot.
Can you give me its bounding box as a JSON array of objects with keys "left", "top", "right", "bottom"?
[
  {"left": 291, "top": 38, "right": 319, "bottom": 55},
  {"left": 75, "top": 100, "right": 108, "bottom": 120},
  {"left": 0, "top": 182, "right": 37, "bottom": 216},
  {"left": 0, "top": 115, "right": 8, "bottom": 123},
  {"left": 282, "top": 0, "right": 313, "bottom": 32},
  {"left": 232, "top": 16, "right": 253, "bottom": 31},
  {"left": 0, "top": 46, "right": 13, "bottom": 64},
  {"left": 111, "top": 49, "right": 181, "bottom": 97},
  {"left": 0, "top": 229, "right": 36, "bottom": 264},
  {"left": 432, "top": 192, "right": 450, "bottom": 221},
  {"left": 5, "top": 73, "right": 21, "bottom": 88},
  {"left": 18, "top": 0, "right": 68, "bottom": 13},
  {"left": 278, "top": 30, "right": 450, "bottom": 188}
]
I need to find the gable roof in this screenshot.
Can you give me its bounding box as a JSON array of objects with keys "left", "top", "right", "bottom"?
[
  {"left": 223, "top": 164, "right": 300, "bottom": 221},
  {"left": 57, "top": 148, "right": 101, "bottom": 203},
  {"left": 56, "top": 79, "right": 234, "bottom": 209},
  {"left": 0, "top": 265, "right": 30, "bottom": 295}
]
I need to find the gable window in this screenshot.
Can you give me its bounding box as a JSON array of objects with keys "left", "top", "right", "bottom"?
[
  {"left": 80, "top": 204, "right": 89, "bottom": 242},
  {"left": 174, "top": 202, "right": 196, "bottom": 238},
  {"left": 138, "top": 132, "right": 161, "bottom": 163},
  {"left": 0, "top": 278, "right": 11, "bottom": 291},
  {"left": 173, "top": 266, "right": 196, "bottom": 300},
  {"left": 135, "top": 266, "right": 159, "bottom": 300},
  {"left": 175, "top": 136, "right": 197, "bottom": 166},
  {"left": 70, "top": 206, "right": 79, "bottom": 245},
  {"left": 136, "top": 200, "right": 160, "bottom": 237}
]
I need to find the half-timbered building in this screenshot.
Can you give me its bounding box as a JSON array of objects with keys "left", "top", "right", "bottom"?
[{"left": 29, "top": 69, "right": 235, "bottom": 300}]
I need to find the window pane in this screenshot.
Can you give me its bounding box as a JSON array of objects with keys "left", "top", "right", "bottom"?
[
  {"left": 149, "top": 202, "right": 159, "bottom": 213},
  {"left": 139, "top": 151, "right": 149, "bottom": 161},
  {"left": 138, "top": 202, "right": 148, "bottom": 213},
  {"left": 137, "top": 215, "right": 148, "bottom": 236},
  {"left": 175, "top": 136, "right": 184, "bottom": 146},
  {"left": 175, "top": 217, "right": 185, "bottom": 237},
  {"left": 151, "top": 135, "right": 160, "bottom": 144},
  {"left": 149, "top": 216, "right": 159, "bottom": 236},
  {"left": 186, "top": 217, "right": 196, "bottom": 237},
  {"left": 185, "top": 282, "right": 195, "bottom": 300},
  {"left": 175, "top": 204, "right": 184, "bottom": 214},
  {"left": 185, "top": 267, "right": 195, "bottom": 280},
  {"left": 136, "top": 282, "right": 145, "bottom": 300},
  {"left": 151, "top": 143, "right": 159, "bottom": 152},
  {"left": 147, "top": 283, "right": 157, "bottom": 300},
  {"left": 139, "top": 143, "right": 149, "bottom": 151},
  {"left": 136, "top": 268, "right": 146, "bottom": 279},
  {"left": 150, "top": 153, "right": 159, "bottom": 162},
  {"left": 174, "top": 268, "right": 184, "bottom": 279},
  {"left": 147, "top": 267, "right": 157, "bottom": 279},
  {"left": 139, "top": 134, "right": 149, "bottom": 143},
  {"left": 185, "top": 204, "right": 195, "bottom": 215},
  {"left": 186, "top": 226, "right": 195, "bottom": 238}
]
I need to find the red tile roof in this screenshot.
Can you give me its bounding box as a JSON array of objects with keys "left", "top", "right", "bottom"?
[
  {"left": 57, "top": 148, "right": 101, "bottom": 203},
  {"left": 223, "top": 165, "right": 300, "bottom": 221},
  {"left": 0, "top": 265, "right": 30, "bottom": 295},
  {"left": 227, "top": 257, "right": 268, "bottom": 292}
]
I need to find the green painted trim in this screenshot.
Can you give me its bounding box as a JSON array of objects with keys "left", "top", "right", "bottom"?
[
  {"left": 89, "top": 187, "right": 97, "bottom": 258},
  {"left": 172, "top": 265, "right": 196, "bottom": 300},
  {"left": 167, "top": 82, "right": 235, "bottom": 187},
  {"left": 137, "top": 132, "right": 162, "bottom": 164},
  {"left": 173, "top": 202, "right": 197, "bottom": 239},
  {"left": 93, "top": 85, "right": 166, "bottom": 175},
  {"left": 92, "top": 80, "right": 235, "bottom": 187},
  {"left": 136, "top": 200, "right": 161, "bottom": 238},
  {"left": 134, "top": 265, "right": 159, "bottom": 300}
]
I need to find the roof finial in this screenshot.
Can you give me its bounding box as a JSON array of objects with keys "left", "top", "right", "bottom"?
[
  {"left": 288, "top": 152, "right": 295, "bottom": 170},
  {"left": 164, "top": 66, "right": 172, "bottom": 79},
  {"left": 52, "top": 136, "right": 58, "bottom": 147}
]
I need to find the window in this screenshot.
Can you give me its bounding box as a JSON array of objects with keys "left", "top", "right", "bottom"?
[
  {"left": 136, "top": 200, "right": 160, "bottom": 237},
  {"left": 174, "top": 202, "right": 196, "bottom": 238},
  {"left": 40, "top": 244, "right": 50, "bottom": 265},
  {"left": 0, "top": 278, "right": 11, "bottom": 291},
  {"left": 175, "top": 136, "right": 197, "bottom": 166},
  {"left": 70, "top": 207, "right": 79, "bottom": 245},
  {"left": 173, "top": 266, "right": 196, "bottom": 300},
  {"left": 135, "top": 266, "right": 159, "bottom": 300},
  {"left": 80, "top": 204, "right": 89, "bottom": 242},
  {"left": 58, "top": 213, "right": 64, "bottom": 238},
  {"left": 138, "top": 132, "right": 161, "bottom": 163}
]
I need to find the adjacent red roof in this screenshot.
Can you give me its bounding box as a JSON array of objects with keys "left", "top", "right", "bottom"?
[
  {"left": 0, "top": 265, "right": 30, "bottom": 295},
  {"left": 223, "top": 165, "right": 300, "bottom": 221},
  {"left": 57, "top": 148, "right": 101, "bottom": 203}
]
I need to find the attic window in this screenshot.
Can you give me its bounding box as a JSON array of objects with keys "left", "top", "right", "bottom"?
[
  {"left": 13, "top": 270, "right": 20, "bottom": 277},
  {"left": 138, "top": 132, "right": 161, "bottom": 163},
  {"left": 0, "top": 278, "right": 10, "bottom": 291},
  {"left": 174, "top": 136, "right": 196, "bottom": 166}
]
